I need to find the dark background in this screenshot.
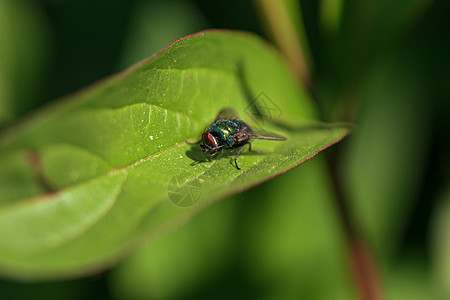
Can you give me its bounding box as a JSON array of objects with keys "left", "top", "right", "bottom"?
[{"left": 0, "top": 0, "right": 448, "bottom": 299}]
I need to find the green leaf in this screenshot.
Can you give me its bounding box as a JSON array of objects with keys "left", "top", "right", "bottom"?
[{"left": 0, "top": 30, "right": 349, "bottom": 280}]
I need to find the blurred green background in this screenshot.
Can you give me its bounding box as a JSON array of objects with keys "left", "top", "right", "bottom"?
[{"left": 0, "top": 0, "right": 448, "bottom": 299}]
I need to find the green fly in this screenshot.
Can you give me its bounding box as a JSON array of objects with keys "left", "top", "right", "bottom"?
[{"left": 201, "top": 108, "right": 286, "bottom": 170}]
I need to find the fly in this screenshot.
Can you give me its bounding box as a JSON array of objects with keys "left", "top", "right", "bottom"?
[{"left": 201, "top": 108, "right": 286, "bottom": 170}]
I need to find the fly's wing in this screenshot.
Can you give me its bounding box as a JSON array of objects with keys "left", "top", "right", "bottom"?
[
  {"left": 250, "top": 128, "right": 287, "bottom": 141},
  {"left": 215, "top": 107, "right": 240, "bottom": 121}
]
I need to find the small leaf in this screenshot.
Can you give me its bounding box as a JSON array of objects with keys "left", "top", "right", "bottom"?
[{"left": 0, "top": 30, "right": 350, "bottom": 280}]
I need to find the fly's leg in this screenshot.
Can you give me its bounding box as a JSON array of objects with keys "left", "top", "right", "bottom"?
[{"left": 233, "top": 144, "right": 247, "bottom": 170}]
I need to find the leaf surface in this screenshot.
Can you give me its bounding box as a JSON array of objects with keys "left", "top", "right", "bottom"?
[{"left": 0, "top": 30, "right": 349, "bottom": 280}]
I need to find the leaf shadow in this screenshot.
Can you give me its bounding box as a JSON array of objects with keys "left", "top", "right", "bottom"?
[
  {"left": 236, "top": 60, "right": 265, "bottom": 121},
  {"left": 185, "top": 142, "right": 265, "bottom": 168}
]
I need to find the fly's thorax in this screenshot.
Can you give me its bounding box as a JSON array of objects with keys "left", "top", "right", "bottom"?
[{"left": 209, "top": 120, "right": 240, "bottom": 146}]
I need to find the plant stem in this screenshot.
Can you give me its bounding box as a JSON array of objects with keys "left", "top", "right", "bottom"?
[
  {"left": 327, "top": 147, "right": 384, "bottom": 300},
  {"left": 253, "top": 0, "right": 311, "bottom": 87},
  {"left": 254, "top": 2, "right": 385, "bottom": 298}
]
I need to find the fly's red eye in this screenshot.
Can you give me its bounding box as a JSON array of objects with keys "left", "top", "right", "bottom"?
[{"left": 202, "top": 132, "right": 217, "bottom": 148}]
